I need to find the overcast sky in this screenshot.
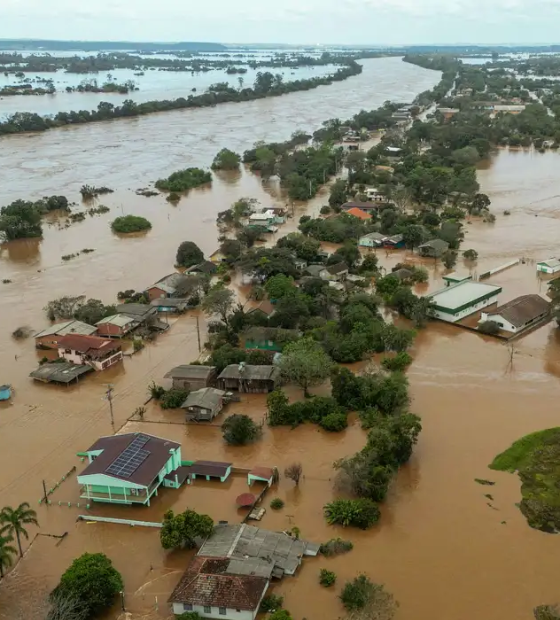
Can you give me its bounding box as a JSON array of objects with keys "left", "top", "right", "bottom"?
[{"left": 2, "top": 0, "right": 560, "bottom": 45}]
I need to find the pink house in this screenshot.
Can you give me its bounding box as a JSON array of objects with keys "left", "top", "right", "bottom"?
[{"left": 57, "top": 334, "right": 123, "bottom": 371}]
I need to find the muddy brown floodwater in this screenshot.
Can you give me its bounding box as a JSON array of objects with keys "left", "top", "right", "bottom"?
[{"left": 1, "top": 57, "right": 560, "bottom": 620}]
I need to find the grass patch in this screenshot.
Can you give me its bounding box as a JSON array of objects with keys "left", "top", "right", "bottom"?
[{"left": 489, "top": 427, "right": 560, "bottom": 533}]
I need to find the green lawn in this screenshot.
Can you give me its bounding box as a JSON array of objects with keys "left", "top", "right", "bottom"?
[{"left": 489, "top": 428, "right": 560, "bottom": 533}]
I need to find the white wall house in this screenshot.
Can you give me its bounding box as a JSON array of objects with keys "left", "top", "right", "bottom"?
[
  {"left": 479, "top": 295, "right": 550, "bottom": 334},
  {"left": 536, "top": 258, "right": 560, "bottom": 274},
  {"left": 171, "top": 591, "right": 268, "bottom": 620},
  {"left": 428, "top": 281, "right": 503, "bottom": 323}
]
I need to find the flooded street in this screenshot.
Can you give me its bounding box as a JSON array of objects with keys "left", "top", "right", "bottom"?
[{"left": 1, "top": 56, "right": 560, "bottom": 620}]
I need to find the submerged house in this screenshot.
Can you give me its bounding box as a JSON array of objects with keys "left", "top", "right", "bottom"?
[
  {"left": 218, "top": 364, "right": 280, "bottom": 393},
  {"left": 181, "top": 387, "right": 226, "bottom": 421},
  {"left": 145, "top": 273, "right": 200, "bottom": 302},
  {"left": 418, "top": 238, "right": 449, "bottom": 258},
  {"left": 34, "top": 320, "right": 97, "bottom": 350},
  {"left": 96, "top": 314, "right": 138, "bottom": 338},
  {"left": 243, "top": 327, "right": 298, "bottom": 353},
  {"left": 77, "top": 432, "right": 183, "bottom": 505},
  {"left": 383, "top": 234, "right": 405, "bottom": 249},
  {"left": 319, "top": 262, "right": 349, "bottom": 282},
  {"left": 479, "top": 294, "right": 550, "bottom": 334},
  {"left": 536, "top": 258, "right": 560, "bottom": 275},
  {"left": 57, "top": 334, "right": 123, "bottom": 371},
  {"left": 164, "top": 365, "right": 217, "bottom": 391},
  {"left": 188, "top": 261, "right": 218, "bottom": 275}
]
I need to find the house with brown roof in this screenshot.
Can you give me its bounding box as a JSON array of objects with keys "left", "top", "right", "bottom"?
[
  {"left": 57, "top": 334, "right": 123, "bottom": 371},
  {"left": 77, "top": 432, "right": 183, "bottom": 505},
  {"left": 181, "top": 388, "right": 226, "bottom": 421},
  {"left": 479, "top": 294, "right": 551, "bottom": 334},
  {"left": 218, "top": 364, "right": 280, "bottom": 393},
  {"left": 169, "top": 556, "right": 269, "bottom": 620}
]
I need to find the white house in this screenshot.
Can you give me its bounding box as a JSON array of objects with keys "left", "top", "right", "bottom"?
[
  {"left": 428, "top": 281, "right": 503, "bottom": 323},
  {"left": 56, "top": 334, "right": 123, "bottom": 371},
  {"left": 536, "top": 258, "right": 560, "bottom": 275},
  {"left": 364, "top": 187, "right": 390, "bottom": 203},
  {"left": 479, "top": 294, "right": 550, "bottom": 334}
]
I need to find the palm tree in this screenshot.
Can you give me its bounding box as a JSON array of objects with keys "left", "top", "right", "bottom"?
[
  {"left": 0, "top": 532, "right": 16, "bottom": 578},
  {"left": 0, "top": 502, "right": 39, "bottom": 557}
]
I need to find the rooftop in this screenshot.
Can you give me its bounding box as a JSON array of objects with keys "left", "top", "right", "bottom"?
[
  {"left": 188, "top": 260, "right": 217, "bottom": 274},
  {"left": 149, "top": 298, "right": 188, "bottom": 309},
  {"left": 325, "top": 262, "right": 349, "bottom": 275},
  {"left": 429, "top": 281, "right": 502, "bottom": 311},
  {"left": 341, "top": 201, "right": 382, "bottom": 211},
  {"left": 393, "top": 268, "right": 414, "bottom": 280},
  {"left": 115, "top": 303, "right": 156, "bottom": 318},
  {"left": 360, "top": 232, "right": 387, "bottom": 241},
  {"left": 95, "top": 314, "right": 136, "bottom": 328},
  {"left": 29, "top": 361, "right": 93, "bottom": 384},
  {"left": 489, "top": 294, "right": 550, "bottom": 328},
  {"left": 219, "top": 364, "right": 280, "bottom": 382},
  {"left": 169, "top": 556, "right": 268, "bottom": 611},
  {"left": 151, "top": 273, "right": 200, "bottom": 296},
  {"left": 79, "top": 432, "right": 180, "bottom": 486},
  {"left": 164, "top": 365, "right": 216, "bottom": 380},
  {"left": 346, "top": 207, "right": 372, "bottom": 220},
  {"left": 186, "top": 460, "right": 232, "bottom": 478},
  {"left": 419, "top": 238, "right": 449, "bottom": 251},
  {"left": 198, "top": 523, "right": 319, "bottom": 577},
  {"left": 182, "top": 387, "right": 226, "bottom": 410},
  {"left": 57, "top": 334, "right": 122, "bottom": 358},
  {"left": 538, "top": 257, "right": 560, "bottom": 268},
  {"left": 34, "top": 320, "right": 97, "bottom": 339}
]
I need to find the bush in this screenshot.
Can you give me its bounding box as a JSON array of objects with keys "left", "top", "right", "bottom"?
[
  {"left": 160, "top": 509, "right": 214, "bottom": 550},
  {"left": 270, "top": 498, "right": 285, "bottom": 510},
  {"left": 176, "top": 241, "right": 204, "bottom": 268},
  {"left": 340, "top": 575, "right": 398, "bottom": 619},
  {"left": 259, "top": 593, "right": 284, "bottom": 613},
  {"left": 149, "top": 382, "right": 166, "bottom": 400},
  {"left": 222, "top": 414, "right": 262, "bottom": 445},
  {"left": 155, "top": 167, "right": 212, "bottom": 192},
  {"left": 267, "top": 391, "right": 347, "bottom": 429},
  {"left": 111, "top": 215, "right": 152, "bottom": 233},
  {"left": 132, "top": 339, "right": 144, "bottom": 352},
  {"left": 319, "top": 538, "right": 354, "bottom": 556},
  {"left": 478, "top": 320, "right": 501, "bottom": 335},
  {"left": 463, "top": 248, "right": 478, "bottom": 261},
  {"left": 51, "top": 553, "right": 123, "bottom": 619},
  {"left": 319, "top": 568, "right": 337, "bottom": 587},
  {"left": 160, "top": 389, "right": 189, "bottom": 409},
  {"left": 381, "top": 352, "right": 412, "bottom": 371},
  {"left": 324, "top": 498, "right": 380, "bottom": 529},
  {"left": 319, "top": 411, "right": 348, "bottom": 432},
  {"left": 211, "top": 148, "right": 241, "bottom": 171}
]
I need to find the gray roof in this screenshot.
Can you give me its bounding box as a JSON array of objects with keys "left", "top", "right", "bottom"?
[
  {"left": 487, "top": 294, "right": 550, "bottom": 327},
  {"left": 34, "top": 320, "right": 97, "bottom": 339},
  {"left": 360, "top": 232, "right": 387, "bottom": 242},
  {"left": 218, "top": 364, "right": 280, "bottom": 382},
  {"left": 150, "top": 298, "right": 188, "bottom": 309},
  {"left": 304, "top": 264, "right": 324, "bottom": 278},
  {"left": 182, "top": 387, "right": 225, "bottom": 410},
  {"left": 152, "top": 273, "right": 200, "bottom": 296},
  {"left": 115, "top": 303, "right": 156, "bottom": 318},
  {"left": 164, "top": 365, "right": 216, "bottom": 380},
  {"left": 325, "top": 262, "right": 348, "bottom": 275},
  {"left": 96, "top": 314, "right": 136, "bottom": 327},
  {"left": 419, "top": 238, "right": 449, "bottom": 251},
  {"left": 198, "top": 523, "right": 318, "bottom": 577},
  {"left": 30, "top": 361, "right": 93, "bottom": 383}
]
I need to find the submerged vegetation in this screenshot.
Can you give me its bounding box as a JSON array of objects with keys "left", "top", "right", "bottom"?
[
  {"left": 111, "top": 215, "right": 152, "bottom": 233},
  {"left": 155, "top": 167, "right": 212, "bottom": 193},
  {"left": 490, "top": 428, "right": 560, "bottom": 532}
]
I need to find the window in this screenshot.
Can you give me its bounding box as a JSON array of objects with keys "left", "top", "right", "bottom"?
[
  {"left": 204, "top": 607, "right": 212, "bottom": 614},
  {"left": 183, "top": 604, "right": 193, "bottom": 611},
  {"left": 219, "top": 608, "right": 227, "bottom": 616}
]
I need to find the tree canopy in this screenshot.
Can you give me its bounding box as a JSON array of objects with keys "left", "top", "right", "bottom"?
[
  {"left": 278, "top": 338, "right": 332, "bottom": 395},
  {"left": 176, "top": 240, "right": 204, "bottom": 268},
  {"left": 160, "top": 509, "right": 214, "bottom": 550}
]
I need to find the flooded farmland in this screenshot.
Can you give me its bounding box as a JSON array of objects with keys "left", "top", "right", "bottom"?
[{"left": 1, "top": 56, "right": 560, "bottom": 620}]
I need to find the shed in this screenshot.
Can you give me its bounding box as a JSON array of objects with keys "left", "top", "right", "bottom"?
[
  {"left": 29, "top": 361, "right": 93, "bottom": 384},
  {"left": 248, "top": 467, "right": 276, "bottom": 487},
  {"left": 480, "top": 295, "right": 550, "bottom": 334},
  {"left": 181, "top": 387, "right": 226, "bottom": 421},
  {"left": 150, "top": 298, "right": 189, "bottom": 313},
  {"left": 418, "top": 238, "right": 449, "bottom": 258},
  {"left": 320, "top": 262, "right": 349, "bottom": 282},
  {"left": 164, "top": 365, "right": 217, "bottom": 391},
  {"left": 188, "top": 261, "right": 218, "bottom": 275},
  {"left": 443, "top": 272, "right": 472, "bottom": 287},
  {"left": 187, "top": 460, "right": 232, "bottom": 482},
  {"left": 218, "top": 364, "right": 280, "bottom": 393},
  {"left": 383, "top": 234, "right": 405, "bottom": 249},
  {"left": 243, "top": 327, "right": 299, "bottom": 352}
]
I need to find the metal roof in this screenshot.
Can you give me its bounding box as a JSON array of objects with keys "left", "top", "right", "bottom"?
[
  {"left": 34, "top": 320, "right": 97, "bottom": 339},
  {"left": 182, "top": 387, "right": 225, "bottom": 410},
  {"left": 429, "top": 281, "right": 502, "bottom": 311},
  {"left": 29, "top": 361, "right": 93, "bottom": 383},
  {"left": 218, "top": 364, "right": 280, "bottom": 381},
  {"left": 164, "top": 365, "right": 216, "bottom": 380},
  {"left": 486, "top": 295, "right": 550, "bottom": 328},
  {"left": 538, "top": 257, "right": 560, "bottom": 268},
  {"left": 96, "top": 314, "right": 136, "bottom": 327}
]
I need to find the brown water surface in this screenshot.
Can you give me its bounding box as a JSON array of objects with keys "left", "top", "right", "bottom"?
[{"left": 1, "top": 59, "right": 560, "bottom": 620}]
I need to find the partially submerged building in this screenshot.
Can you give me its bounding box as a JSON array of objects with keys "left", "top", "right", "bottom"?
[
  {"left": 146, "top": 273, "right": 200, "bottom": 302},
  {"left": 480, "top": 294, "right": 550, "bottom": 334},
  {"left": 57, "top": 334, "right": 123, "bottom": 371},
  {"left": 34, "top": 320, "right": 97, "bottom": 350},
  {"left": 428, "top": 281, "right": 503, "bottom": 323},
  {"left": 77, "top": 432, "right": 183, "bottom": 505},
  {"left": 359, "top": 232, "right": 387, "bottom": 248},
  {"left": 320, "top": 262, "right": 349, "bottom": 282},
  {"left": 243, "top": 327, "right": 299, "bottom": 353},
  {"left": 96, "top": 314, "right": 138, "bottom": 338},
  {"left": 185, "top": 461, "right": 232, "bottom": 482},
  {"left": 218, "top": 364, "right": 280, "bottom": 393},
  {"left": 164, "top": 365, "right": 217, "bottom": 391},
  {"left": 536, "top": 258, "right": 560, "bottom": 275},
  {"left": 181, "top": 387, "right": 226, "bottom": 421},
  {"left": 29, "top": 361, "right": 93, "bottom": 385},
  {"left": 418, "top": 238, "right": 449, "bottom": 258}
]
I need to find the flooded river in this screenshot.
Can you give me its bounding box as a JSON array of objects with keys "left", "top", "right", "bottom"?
[{"left": 1, "top": 57, "right": 560, "bottom": 620}]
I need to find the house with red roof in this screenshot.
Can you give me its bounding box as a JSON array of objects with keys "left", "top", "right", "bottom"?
[
  {"left": 346, "top": 207, "right": 372, "bottom": 220},
  {"left": 57, "top": 334, "right": 123, "bottom": 371}
]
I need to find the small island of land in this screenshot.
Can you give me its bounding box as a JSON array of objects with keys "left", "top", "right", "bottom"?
[{"left": 490, "top": 428, "right": 560, "bottom": 533}]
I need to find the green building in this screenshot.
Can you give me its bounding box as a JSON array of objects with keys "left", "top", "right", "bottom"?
[{"left": 77, "top": 432, "right": 184, "bottom": 506}]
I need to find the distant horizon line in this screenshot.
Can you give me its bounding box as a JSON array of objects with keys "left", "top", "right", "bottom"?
[{"left": 1, "top": 37, "right": 560, "bottom": 48}]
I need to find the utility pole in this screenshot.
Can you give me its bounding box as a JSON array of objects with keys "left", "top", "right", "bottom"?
[
  {"left": 196, "top": 315, "right": 201, "bottom": 352},
  {"left": 42, "top": 480, "right": 49, "bottom": 505},
  {"left": 105, "top": 385, "right": 115, "bottom": 431}
]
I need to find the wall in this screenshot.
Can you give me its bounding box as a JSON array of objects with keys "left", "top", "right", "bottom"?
[
  {"left": 146, "top": 286, "right": 167, "bottom": 301},
  {"left": 433, "top": 293, "right": 500, "bottom": 323},
  {"left": 96, "top": 323, "right": 124, "bottom": 338},
  {"left": 171, "top": 602, "right": 256, "bottom": 620}
]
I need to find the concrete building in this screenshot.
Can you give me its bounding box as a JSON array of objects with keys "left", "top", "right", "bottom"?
[
  {"left": 34, "top": 320, "right": 97, "bottom": 350},
  {"left": 359, "top": 232, "right": 387, "bottom": 248},
  {"left": 428, "top": 281, "right": 503, "bottom": 323},
  {"left": 56, "top": 334, "right": 123, "bottom": 371},
  {"left": 77, "top": 432, "right": 183, "bottom": 505},
  {"left": 536, "top": 258, "right": 560, "bottom": 275},
  {"left": 480, "top": 295, "right": 550, "bottom": 334}
]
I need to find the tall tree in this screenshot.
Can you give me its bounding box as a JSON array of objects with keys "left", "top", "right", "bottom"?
[
  {"left": 0, "top": 502, "right": 39, "bottom": 557},
  {"left": 278, "top": 338, "right": 332, "bottom": 396},
  {"left": 0, "top": 532, "right": 16, "bottom": 578},
  {"left": 201, "top": 287, "right": 236, "bottom": 327}
]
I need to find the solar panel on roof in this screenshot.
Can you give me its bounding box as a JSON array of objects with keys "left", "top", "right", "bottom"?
[{"left": 106, "top": 445, "right": 150, "bottom": 478}]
